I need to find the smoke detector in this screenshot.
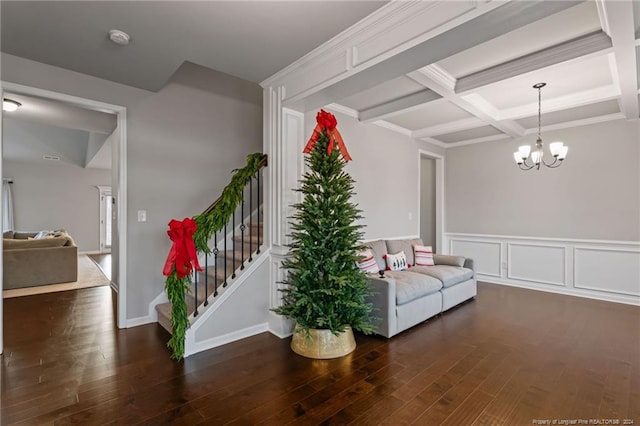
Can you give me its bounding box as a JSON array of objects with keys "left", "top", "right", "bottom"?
[{"left": 108, "top": 29, "right": 130, "bottom": 46}]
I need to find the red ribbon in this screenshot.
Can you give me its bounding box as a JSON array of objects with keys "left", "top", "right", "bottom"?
[
  {"left": 163, "top": 217, "right": 203, "bottom": 279},
  {"left": 303, "top": 109, "right": 352, "bottom": 162}
]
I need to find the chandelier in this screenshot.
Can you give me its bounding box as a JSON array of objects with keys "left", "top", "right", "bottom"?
[{"left": 513, "top": 83, "right": 568, "bottom": 170}]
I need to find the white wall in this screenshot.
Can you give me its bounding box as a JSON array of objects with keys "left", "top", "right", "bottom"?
[
  {"left": 3, "top": 160, "right": 110, "bottom": 252},
  {"left": 445, "top": 119, "right": 640, "bottom": 241},
  {"left": 444, "top": 119, "right": 640, "bottom": 305},
  {"left": 1, "top": 54, "right": 263, "bottom": 321},
  {"left": 305, "top": 110, "right": 444, "bottom": 240}
]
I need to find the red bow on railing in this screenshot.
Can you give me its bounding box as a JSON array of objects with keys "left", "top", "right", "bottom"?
[
  {"left": 163, "top": 217, "right": 203, "bottom": 279},
  {"left": 303, "top": 109, "right": 352, "bottom": 162}
]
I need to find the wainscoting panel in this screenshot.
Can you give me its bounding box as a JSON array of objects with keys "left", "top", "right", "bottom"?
[
  {"left": 450, "top": 239, "right": 501, "bottom": 277},
  {"left": 507, "top": 243, "right": 566, "bottom": 286},
  {"left": 574, "top": 247, "right": 640, "bottom": 296},
  {"left": 444, "top": 233, "right": 640, "bottom": 306}
]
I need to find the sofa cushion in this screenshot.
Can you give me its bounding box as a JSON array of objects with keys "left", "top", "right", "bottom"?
[
  {"left": 3, "top": 230, "right": 14, "bottom": 239},
  {"left": 434, "top": 254, "right": 466, "bottom": 267},
  {"left": 411, "top": 265, "right": 473, "bottom": 288},
  {"left": 386, "top": 238, "right": 422, "bottom": 265},
  {"left": 4, "top": 236, "right": 72, "bottom": 249},
  {"left": 384, "top": 270, "right": 442, "bottom": 305},
  {"left": 365, "top": 239, "right": 388, "bottom": 272}
]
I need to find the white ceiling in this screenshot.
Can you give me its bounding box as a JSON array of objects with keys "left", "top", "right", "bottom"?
[
  {"left": 0, "top": 1, "right": 386, "bottom": 91},
  {"left": 1, "top": 0, "right": 638, "bottom": 154},
  {"left": 0, "top": 0, "right": 385, "bottom": 168},
  {"left": 332, "top": 0, "right": 640, "bottom": 148}
]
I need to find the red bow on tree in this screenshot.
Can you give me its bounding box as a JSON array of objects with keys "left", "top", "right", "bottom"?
[
  {"left": 303, "top": 109, "right": 352, "bottom": 162},
  {"left": 163, "top": 217, "right": 203, "bottom": 279}
]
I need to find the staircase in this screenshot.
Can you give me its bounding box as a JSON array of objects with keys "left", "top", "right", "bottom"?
[
  {"left": 155, "top": 153, "right": 267, "bottom": 340},
  {"left": 156, "top": 221, "right": 263, "bottom": 334}
]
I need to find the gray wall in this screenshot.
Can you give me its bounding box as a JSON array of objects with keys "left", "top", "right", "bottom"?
[
  {"left": 2, "top": 160, "right": 111, "bottom": 252},
  {"left": 445, "top": 119, "right": 640, "bottom": 241},
  {"left": 305, "top": 110, "right": 444, "bottom": 240},
  {"left": 1, "top": 54, "right": 263, "bottom": 320},
  {"left": 420, "top": 156, "right": 436, "bottom": 248}
]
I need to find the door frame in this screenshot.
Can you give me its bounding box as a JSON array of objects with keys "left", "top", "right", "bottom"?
[
  {"left": 0, "top": 82, "right": 129, "bottom": 355},
  {"left": 418, "top": 149, "right": 445, "bottom": 253},
  {"left": 97, "top": 185, "right": 113, "bottom": 254}
]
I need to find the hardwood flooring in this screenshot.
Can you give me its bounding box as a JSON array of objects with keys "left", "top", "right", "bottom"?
[{"left": 1, "top": 283, "right": 638, "bottom": 425}]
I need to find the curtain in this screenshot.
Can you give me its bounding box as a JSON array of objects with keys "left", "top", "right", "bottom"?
[{"left": 2, "top": 179, "right": 14, "bottom": 231}]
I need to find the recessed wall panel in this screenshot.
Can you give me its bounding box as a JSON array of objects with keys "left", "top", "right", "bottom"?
[
  {"left": 508, "top": 243, "right": 566, "bottom": 286},
  {"left": 450, "top": 239, "right": 501, "bottom": 277}
]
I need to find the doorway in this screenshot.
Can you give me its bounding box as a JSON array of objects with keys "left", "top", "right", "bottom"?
[
  {"left": 0, "top": 82, "right": 128, "bottom": 354},
  {"left": 418, "top": 150, "right": 444, "bottom": 253}
]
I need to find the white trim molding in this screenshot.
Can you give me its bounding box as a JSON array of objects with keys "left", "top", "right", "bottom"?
[{"left": 445, "top": 233, "right": 640, "bottom": 306}]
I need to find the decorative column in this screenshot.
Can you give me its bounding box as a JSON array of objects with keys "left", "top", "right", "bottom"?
[{"left": 263, "top": 85, "right": 305, "bottom": 337}]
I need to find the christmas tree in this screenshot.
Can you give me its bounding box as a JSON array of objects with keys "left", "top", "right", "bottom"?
[{"left": 274, "top": 110, "right": 374, "bottom": 335}]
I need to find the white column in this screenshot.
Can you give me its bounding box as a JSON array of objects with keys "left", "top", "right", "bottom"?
[{"left": 264, "top": 85, "right": 305, "bottom": 337}]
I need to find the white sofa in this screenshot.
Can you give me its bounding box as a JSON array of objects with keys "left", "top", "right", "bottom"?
[{"left": 363, "top": 238, "right": 476, "bottom": 338}]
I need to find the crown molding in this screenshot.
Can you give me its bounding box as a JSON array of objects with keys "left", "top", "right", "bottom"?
[
  {"left": 372, "top": 119, "right": 413, "bottom": 138},
  {"left": 442, "top": 133, "right": 512, "bottom": 148},
  {"left": 412, "top": 117, "right": 484, "bottom": 139},
  {"left": 324, "top": 103, "right": 358, "bottom": 119}
]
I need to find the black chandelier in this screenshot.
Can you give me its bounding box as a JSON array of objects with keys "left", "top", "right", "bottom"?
[{"left": 513, "top": 83, "right": 568, "bottom": 170}]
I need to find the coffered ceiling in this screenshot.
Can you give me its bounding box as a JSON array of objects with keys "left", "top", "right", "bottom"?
[{"left": 331, "top": 0, "right": 640, "bottom": 147}]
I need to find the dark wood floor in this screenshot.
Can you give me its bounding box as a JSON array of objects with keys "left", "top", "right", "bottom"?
[{"left": 1, "top": 283, "right": 638, "bottom": 425}]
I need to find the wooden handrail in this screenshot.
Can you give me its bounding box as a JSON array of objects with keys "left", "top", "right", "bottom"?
[{"left": 201, "top": 154, "right": 268, "bottom": 216}]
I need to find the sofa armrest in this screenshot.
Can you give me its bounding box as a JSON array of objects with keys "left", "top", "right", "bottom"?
[
  {"left": 366, "top": 276, "right": 397, "bottom": 338},
  {"left": 463, "top": 257, "right": 475, "bottom": 273}
]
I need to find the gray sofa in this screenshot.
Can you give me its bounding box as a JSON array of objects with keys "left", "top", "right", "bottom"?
[
  {"left": 3, "top": 230, "right": 78, "bottom": 289},
  {"left": 363, "top": 238, "right": 476, "bottom": 338}
]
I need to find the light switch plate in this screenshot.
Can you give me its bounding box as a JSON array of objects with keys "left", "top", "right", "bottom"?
[{"left": 137, "top": 210, "right": 147, "bottom": 222}]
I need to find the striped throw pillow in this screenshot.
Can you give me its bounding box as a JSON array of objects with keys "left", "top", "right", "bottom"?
[
  {"left": 414, "top": 245, "right": 434, "bottom": 266},
  {"left": 384, "top": 251, "right": 408, "bottom": 271},
  {"left": 356, "top": 249, "right": 379, "bottom": 274}
]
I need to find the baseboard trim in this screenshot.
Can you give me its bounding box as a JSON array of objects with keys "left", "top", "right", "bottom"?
[
  {"left": 126, "top": 315, "right": 155, "bottom": 328},
  {"left": 186, "top": 323, "right": 269, "bottom": 357},
  {"left": 268, "top": 328, "right": 293, "bottom": 339},
  {"left": 480, "top": 277, "right": 640, "bottom": 306}
]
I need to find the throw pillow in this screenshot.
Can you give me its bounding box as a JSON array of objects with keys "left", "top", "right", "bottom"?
[
  {"left": 384, "top": 251, "right": 408, "bottom": 271},
  {"left": 356, "top": 249, "right": 379, "bottom": 274},
  {"left": 34, "top": 230, "right": 54, "bottom": 239},
  {"left": 414, "top": 244, "right": 434, "bottom": 266}
]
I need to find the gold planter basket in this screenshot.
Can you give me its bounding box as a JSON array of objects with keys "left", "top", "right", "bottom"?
[{"left": 290, "top": 327, "right": 356, "bottom": 359}]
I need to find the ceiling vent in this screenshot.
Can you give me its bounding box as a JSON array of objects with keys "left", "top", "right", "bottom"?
[{"left": 43, "top": 155, "right": 60, "bottom": 161}]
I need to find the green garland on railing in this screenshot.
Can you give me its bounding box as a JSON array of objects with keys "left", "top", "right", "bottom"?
[
  {"left": 192, "top": 152, "right": 265, "bottom": 252},
  {"left": 164, "top": 152, "right": 265, "bottom": 360},
  {"left": 165, "top": 271, "right": 191, "bottom": 360}
]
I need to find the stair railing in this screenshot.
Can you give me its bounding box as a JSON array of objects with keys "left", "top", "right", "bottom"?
[{"left": 164, "top": 152, "right": 267, "bottom": 360}]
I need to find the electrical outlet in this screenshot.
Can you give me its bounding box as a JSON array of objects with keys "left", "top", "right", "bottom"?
[
  {"left": 137, "top": 210, "right": 147, "bottom": 222},
  {"left": 408, "top": 212, "right": 413, "bottom": 220}
]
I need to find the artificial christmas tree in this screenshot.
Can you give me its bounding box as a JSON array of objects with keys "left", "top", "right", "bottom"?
[{"left": 274, "top": 110, "right": 373, "bottom": 358}]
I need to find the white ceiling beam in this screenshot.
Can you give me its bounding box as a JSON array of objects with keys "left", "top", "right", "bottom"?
[
  {"left": 412, "top": 117, "right": 484, "bottom": 139},
  {"left": 597, "top": 0, "right": 639, "bottom": 120},
  {"left": 287, "top": 1, "right": 580, "bottom": 111},
  {"left": 408, "top": 65, "right": 526, "bottom": 138},
  {"left": 456, "top": 31, "right": 613, "bottom": 93},
  {"left": 359, "top": 90, "right": 441, "bottom": 123}
]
